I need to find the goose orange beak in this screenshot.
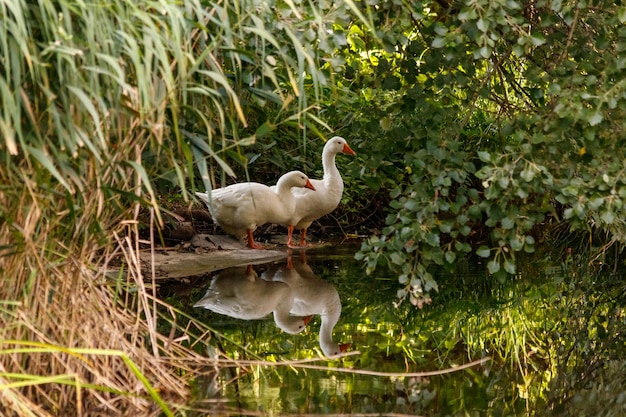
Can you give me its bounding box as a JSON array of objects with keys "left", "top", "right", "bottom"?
[
  {"left": 305, "top": 179, "right": 316, "bottom": 191},
  {"left": 343, "top": 143, "right": 356, "bottom": 156},
  {"left": 339, "top": 342, "right": 352, "bottom": 352},
  {"left": 302, "top": 315, "right": 314, "bottom": 326}
]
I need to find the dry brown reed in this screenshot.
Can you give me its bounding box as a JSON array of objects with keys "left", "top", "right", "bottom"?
[{"left": 0, "top": 181, "right": 204, "bottom": 415}]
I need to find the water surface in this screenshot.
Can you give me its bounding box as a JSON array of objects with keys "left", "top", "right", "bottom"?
[{"left": 159, "top": 245, "right": 626, "bottom": 416}]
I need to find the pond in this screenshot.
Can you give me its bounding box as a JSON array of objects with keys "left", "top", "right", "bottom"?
[{"left": 158, "top": 245, "right": 626, "bottom": 416}]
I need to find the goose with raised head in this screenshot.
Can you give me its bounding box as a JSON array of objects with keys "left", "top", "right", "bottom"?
[
  {"left": 196, "top": 170, "right": 315, "bottom": 249},
  {"left": 287, "top": 136, "right": 356, "bottom": 247},
  {"left": 193, "top": 265, "right": 312, "bottom": 334},
  {"left": 263, "top": 255, "right": 351, "bottom": 356}
]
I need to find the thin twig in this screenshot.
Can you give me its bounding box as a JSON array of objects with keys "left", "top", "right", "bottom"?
[{"left": 190, "top": 353, "right": 491, "bottom": 378}]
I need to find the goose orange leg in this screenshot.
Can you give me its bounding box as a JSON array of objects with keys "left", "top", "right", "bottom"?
[
  {"left": 298, "top": 228, "right": 308, "bottom": 247},
  {"left": 287, "top": 225, "right": 300, "bottom": 249},
  {"left": 246, "top": 229, "right": 265, "bottom": 249}
]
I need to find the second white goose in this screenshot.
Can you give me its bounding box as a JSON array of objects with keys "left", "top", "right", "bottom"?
[{"left": 286, "top": 136, "right": 356, "bottom": 247}]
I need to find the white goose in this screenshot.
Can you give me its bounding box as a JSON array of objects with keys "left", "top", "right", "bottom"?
[
  {"left": 193, "top": 265, "right": 312, "bottom": 334},
  {"left": 287, "top": 136, "right": 356, "bottom": 247},
  {"left": 196, "top": 170, "right": 315, "bottom": 249},
  {"left": 263, "top": 255, "right": 351, "bottom": 356}
]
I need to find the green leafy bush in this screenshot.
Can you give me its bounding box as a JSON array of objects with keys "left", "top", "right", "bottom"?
[{"left": 344, "top": 0, "right": 626, "bottom": 302}]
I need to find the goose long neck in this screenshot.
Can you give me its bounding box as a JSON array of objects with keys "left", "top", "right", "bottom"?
[
  {"left": 275, "top": 179, "right": 296, "bottom": 208},
  {"left": 319, "top": 302, "right": 341, "bottom": 346},
  {"left": 275, "top": 177, "right": 292, "bottom": 195},
  {"left": 273, "top": 292, "right": 295, "bottom": 327},
  {"left": 322, "top": 148, "right": 340, "bottom": 183}
]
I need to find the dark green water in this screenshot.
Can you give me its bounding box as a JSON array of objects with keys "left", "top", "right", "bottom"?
[{"left": 161, "top": 245, "right": 626, "bottom": 416}]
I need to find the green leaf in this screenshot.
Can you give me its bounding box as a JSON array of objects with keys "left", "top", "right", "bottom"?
[
  {"left": 439, "top": 221, "right": 453, "bottom": 233},
  {"left": 404, "top": 199, "right": 420, "bottom": 211},
  {"left": 476, "top": 18, "right": 487, "bottom": 32},
  {"left": 445, "top": 251, "right": 456, "bottom": 263},
  {"left": 478, "top": 151, "right": 491, "bottom": 162},
  {"left": 520, "top": 168, "right": 536, "bottom": 182},
  {"left": 455, "top": 241, "right": 472, "bottom": 252},
  {"left": 390, "top": 252, "right": 406, "bottom": 265},
  {"left": 531, "top": 32, "right": 546, "bottom": 46},
  {"left": 432, "top": 37, "right": 446, "bottom": 48},
  {"left": 127, "top": 161, "right": 156, "bottom": 202},
  {"left": 601, "top": 211, "right": 615, "bottom": 224},
  {"left": 494, "top": 269, "right": 508, "bottom": 283},
  {"left": 510, "top": 237, "right": 524, "bottom": 251},
  {"left": 588, "top": 111, "right": 603, "bottom": 126},
  {"left": 479, "top": 46, "right": 491, "bottom": 59},
  {"left": 192, "top": 146, "right": 212, "bottom": 192},
  {"left": 25, "top": 146, "right": 72, "bottom": 192},
  {"left": 512, "top": 43, "right": 525, "bottom": 57},
  {"left": 563, "top": 207, "right": 574, "bottom": 219},
  {"left": 425, "top": 233, "right": 440, "bottom": 247},
  {"left": 434, "top": 24, "right": 448, "bottom": 36},
  {"left": 255, "top": 121, "right": 276, "bottom": 138},
  {"left": 501, "top": 217, "right": 515, "bottom": 229},
  {"left": 476, "top": 246, "right": 490, "bottom": 258},
  {"left": 550, "top": 0, "right": 562, "bottom": 12},
  {"left": 185, "top": 130, "right": 236, "bottom": 178},
  {"left": 424, "top": 274, "right": 438, "bottom": 292},
  {"left": 487, "top": 260, "right": 500, "bottom": 274},
  {"left": 504, "top": 259, "right": 516, "bottom": 274},
  {"left": 589, "top": 197, "right": 604, "bottom": 210}
]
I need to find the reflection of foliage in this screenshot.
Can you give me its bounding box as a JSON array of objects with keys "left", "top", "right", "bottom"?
[
  {"left": 549, "top": 360, "right": 626, "bottom": 416},
  {"left": 165, "top": 250, "right": 626, "bottom": 415},
  {"left": 540, "top": 275, "right": 626, "bottom": 416}
]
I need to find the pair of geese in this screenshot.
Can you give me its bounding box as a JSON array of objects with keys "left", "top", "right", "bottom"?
[
  {"left": 195, "top": 137, "right": 356, "bottom": 248},
  {"left": 194, "top": 256, "right": 351, "bottom": 356}
]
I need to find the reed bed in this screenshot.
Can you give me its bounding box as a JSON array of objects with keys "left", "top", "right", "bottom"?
[
  {"left": 0, "top": 0, "right": 342, "bottom": 414},
  {"left": 0, "top": 191, "right": 199, "bottom": 415},
  {"left": 0, "top": 0, "right": 379, "bottom": 413}
]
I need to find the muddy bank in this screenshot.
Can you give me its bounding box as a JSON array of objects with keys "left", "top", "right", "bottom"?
[{"left": 136, "top": 234, "right": 292, "bottom": 280}]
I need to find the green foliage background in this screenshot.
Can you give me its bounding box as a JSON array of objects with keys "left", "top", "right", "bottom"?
[
  {"left": 3, "top": 0, "right": 626, "bottom": 311},
  {"left": 3, "top": 0, "right": 626, "bottom": 413},
  {"left": 348, "top": 0, "right": 626, "bottom": 303},
  {"left": 3, "top": 0, "right": 626, "bottom": 317}
]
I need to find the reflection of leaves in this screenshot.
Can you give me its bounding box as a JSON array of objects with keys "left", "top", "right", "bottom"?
[
  {"left": 487, "top": 260, "right": 500, "bottom": 274},
  {"left": 173, "top": 248, "right": 626, "bottom": 415}
]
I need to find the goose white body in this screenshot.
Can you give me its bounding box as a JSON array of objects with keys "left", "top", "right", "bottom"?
[
  {"left": 196, "top": 170, "right": 315, "bottom": 249},
  {"left": 285, "top": 137, "right": 356, "bottom": 246},
  {"left": 193, "top": 266, "right": 311, "bottom": 334},
  {"left": 263, "top": 256, "right": 351, "bottom": 356}
]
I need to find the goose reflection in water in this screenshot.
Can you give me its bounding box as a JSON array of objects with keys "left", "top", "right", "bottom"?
[
  {"left": 193, "top": 264, "right": 312, "bottom": 334},
  {"left": 263, "top": 253, "right": 352, "bottom": 357}
]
